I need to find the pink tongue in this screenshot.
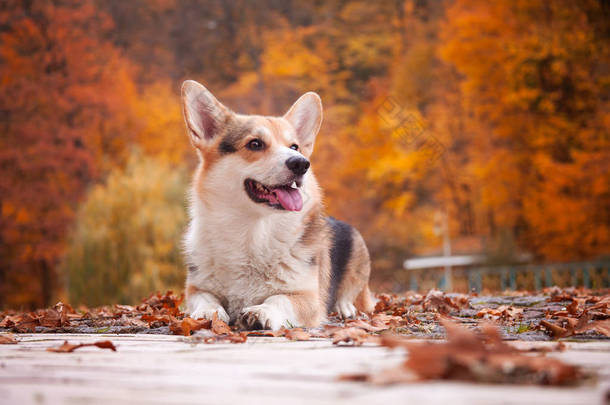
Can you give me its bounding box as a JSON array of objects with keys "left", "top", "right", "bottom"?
[{"left": 271, "top": 187, "right": 303, "bottom": 211}]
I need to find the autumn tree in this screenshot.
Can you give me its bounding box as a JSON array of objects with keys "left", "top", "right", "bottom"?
[
  {"left": 439, "top": 0, "right": 610, "bottom": 260},
  {"left": 0, "top": 0, "right": 139, "bottom": 307},
  {"left": 62, "top": 151, "right": 187, "bottom": 306},
  {"left": 2, "top": 0, "right": 608, "bottom": 306}
]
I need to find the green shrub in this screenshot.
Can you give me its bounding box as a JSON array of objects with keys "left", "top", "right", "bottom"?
[{"left": 62, "top": 151, "right": 188, "bottom": 306}]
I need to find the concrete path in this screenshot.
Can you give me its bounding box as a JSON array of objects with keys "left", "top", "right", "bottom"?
[{"left": 1, "top": 334, "right": 609, "bottom": 405}]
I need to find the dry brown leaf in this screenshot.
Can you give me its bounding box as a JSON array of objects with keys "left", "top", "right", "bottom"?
[
  {"left": 478, "top": 306, "right": 524, "bottom": 323},
  {"left": 540, "top": 320, "right": 570, "bottom": 338},
  {"left": 14, "top": 313, "right": 38, "bottom": 333},
  {"left": 47, "top": 340, "right": 117, "bottom": 353},
  {"left": 285, "top": 328, "right": 311, "bottom": 341},
  {"left": 347, "top": 320, "right": 580, "bottom": 386},
  {"left": 422, "top": 289, "right": 468, "bottom": 315},
  {"left": 141, "top": 314, "right": 171, "bottom": 326},
  {"left": 331, "top": 327, "right": 370, "bottom": 345},
  {"left": 211, "top": 312, "right": 232, "bottom": 335},
  {"left": 0, "top": 334, "right": 18, "bottom": 344},
  {"left": 169, "top": 316, "right": 211, "bottom": 336},
  {"left": 575, "top": 319, "right": 610, "bottom": 336},
  {"left": 567, "top": 299, "right": 584, "bottom": 315},
  {"left": 542, "top": 306, "right": 610, "bottom": 338},
  {"left": 476, "top": 308, "right": 502, "bottom": 318},
  {"left": 114, "top": 304, "right": 135, "bottom": 313},
  {"left": 371, "top": 313, "right": 406, "bottom": 327},
  {"left": 225, "top": 332, "right": 248, "bottom": 343},
  {"left": 345, "top": 319, "right": 388, "bottom": 332},
  {"left": 500, "top": 305, "right": 524, "bottom": 319},
  {"left": 47, "top": 341, "right": 81, "bottom": 352},
  {"left": 39, "top": 309, "right": 63, "bottom": 328},
  {"left": 246, "top": 330, "right": 284, "bottom": 337},
  {"left": 140, "top": 291, "right": 184, "bottom": 317},
  {"left": 0, "top": 315, "right": 18, "bottom": 328}
]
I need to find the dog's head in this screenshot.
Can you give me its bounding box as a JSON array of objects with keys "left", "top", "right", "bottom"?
[{"left": 181, "top": 80, "right": 322, "bottom": 214}]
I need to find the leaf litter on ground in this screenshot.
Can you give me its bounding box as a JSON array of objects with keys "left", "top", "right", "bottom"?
[
  {"left": 538, "top": 288, "right": 610, "bottom": 338},
  {"left": 2, "top": 288, "right": 609, "bottom": 343},
  {"left": 1, "top": 287, "right": 607, "bottom": 386},
  {"left": 339, "top": 319, "right": 581, "bottom": 386}
]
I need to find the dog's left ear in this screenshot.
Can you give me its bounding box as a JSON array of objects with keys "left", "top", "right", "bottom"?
[
  {"left": 283, "top": 92, "right": 323, "bottom": 156},
  {"left": 181, "top": 80, "right": 230, "bottom": 149}
]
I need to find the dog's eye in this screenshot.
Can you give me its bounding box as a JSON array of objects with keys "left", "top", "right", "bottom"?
[
  {"left": 290, "top": 144, "right": 299, "bottom": 151},
  {"left": 246, "top": 139, "right": 265, "bottom": 151}
]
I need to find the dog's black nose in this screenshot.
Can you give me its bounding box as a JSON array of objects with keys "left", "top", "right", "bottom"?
[{"left": 285, "top": 156, "right": 310, "bottom": 175}]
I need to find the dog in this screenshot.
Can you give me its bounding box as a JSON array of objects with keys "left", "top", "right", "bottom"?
[{"left": 181, "top": 80, "right": 373, "bottom": 330}]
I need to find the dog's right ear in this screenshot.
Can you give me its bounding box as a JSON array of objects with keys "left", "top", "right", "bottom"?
[{"left": 181, "top": 80, "right": 229, "bottom": 147}]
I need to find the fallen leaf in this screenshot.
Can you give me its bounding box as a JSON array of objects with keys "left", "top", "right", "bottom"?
[
  {"left": 331, "top": 327, "right": 371, "bottom": 345},
  {"left": 285, "top": 328, "right": 311, "bottom": 341},
  {"left": 47, "top": 341, "right": 81, "bottom": 353},
  {"left": 342, "top": 320, "right": 580, "bottom": 386},
  {"left": 169, "top": 316, "right": 211, "bottom": 336},
  {"left": 0, "top": 334, "right": 18, "bottom": 344},
  {"left": 91, "top": 340, "right": 117, "bottom": 351},
  {"left": 141, "top": 314, "right": 171, "bottom": 326},
  {"left": 225, "top": 332, "right": 248, "bottom": 343},
  {"left": 370, "top": 313, "right": 406, "bottom": 328},
  {"left": 14, "top": 313, "right": 38, "bottom": 333},
  {"left": 476, "top": 308, "right": 502, "bottom": 319},
  {"left": 422, "top": 289, "right": 468, "bottom": 315},
  {"left": 114, "top": 304, "right": 136, "bottom": 313},
  {"left": 246, "top": 330, "right": 284, "bottom": 337},
  {"left": 39, "top": 309, "right": 63, "bottom": 328},
  {"left": 567, "top": 299, "right": 584, "bottom": 315},
  {"left": 575, "top": 319, "right": 610, "bottom": 337},
  {"left": 345, "top": 319, "right": 388, "bottom": 332},
  {"left": 540, "top": 320, "right": 569, "bottom": 338},
  {"left": 541, "top": 306, "right": 610, "bottom": 338},
  {"left": 47, "top": 340, "right": 117, "bottom": 353},
  {"left": 211, "top": 312, "right": 232, "bottom": 335}
]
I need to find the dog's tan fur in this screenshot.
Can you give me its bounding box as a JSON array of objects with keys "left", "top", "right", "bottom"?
[{"left": 181, "top": 80, "right": 372, "bottom": 330}]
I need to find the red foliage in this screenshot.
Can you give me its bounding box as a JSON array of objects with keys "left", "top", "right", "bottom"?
[{"left": 0, "top": 0, "right": 136, "bottom": 308}]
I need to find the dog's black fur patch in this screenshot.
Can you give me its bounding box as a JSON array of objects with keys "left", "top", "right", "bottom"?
[
  {"left": 219, "top": 140, "right": 237, "bottom": 154},
  {"left": 218, "top": 121, "right": 251, "bottom": 154},
  {"left": 326, "top": 216, "right": 353, "bottom": 312}
]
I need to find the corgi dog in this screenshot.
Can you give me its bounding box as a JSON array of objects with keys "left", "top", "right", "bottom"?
[{"left": 181, "top": 80, "right": 373, "bottom": 330}]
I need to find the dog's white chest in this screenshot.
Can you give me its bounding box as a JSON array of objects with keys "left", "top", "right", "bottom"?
[{"left": 185, "top": 207, "right": 315, "bottom": 319}]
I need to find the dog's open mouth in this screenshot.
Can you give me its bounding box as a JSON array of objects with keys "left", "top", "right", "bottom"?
[{"left": 244, "top": 178, "right": 303, "bottom": 211}]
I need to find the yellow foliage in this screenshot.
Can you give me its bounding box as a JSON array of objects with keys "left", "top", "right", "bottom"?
[
  {"left": 131, "top": 82, "right": 188, "bottom": 164},
  {"left": 62, "top": 150, "right": 188, "bottom": 306}
]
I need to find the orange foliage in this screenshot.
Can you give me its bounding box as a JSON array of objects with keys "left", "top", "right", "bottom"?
[
  {"left": 439, "top": 0, "right": 610, "bottom": 259},
  {"left": 0, "top": 0, "right": 608, "bottom": 307},
  {"left": 0, "top": 0, "right": 187, "bottom": 308}
]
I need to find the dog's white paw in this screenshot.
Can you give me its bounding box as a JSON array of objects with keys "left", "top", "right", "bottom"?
[
  {"left": 335, "top": 300, "right": 357, "bottom": 319},
  {"left": 237, "top": 304, "right": 287, "bottom": 330},
  {"left": 189, "top": 305, "right": 230, "bottom": 323}
]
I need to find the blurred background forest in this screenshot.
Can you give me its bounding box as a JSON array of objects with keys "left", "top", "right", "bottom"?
[{"left": 0, "top": 0, "right": 608, "bottom": 309}]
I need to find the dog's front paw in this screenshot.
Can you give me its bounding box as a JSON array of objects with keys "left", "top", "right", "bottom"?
[
  {"left": 334, "top": 300, "right": 357, "bottom": 319},
  {"left": 237, "top": 304, "right": 287, "bottom": 330},
  {"left": 189, "top": 306, "right": 230, "bottom": 323}
]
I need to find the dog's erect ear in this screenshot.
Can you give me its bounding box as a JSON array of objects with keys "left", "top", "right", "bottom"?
[
  {"left": 181, "top": 80, "right": 229, "bottom": 147},
  {"left": 283, "top": 92, "right": 323, "bottom": 156}
]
